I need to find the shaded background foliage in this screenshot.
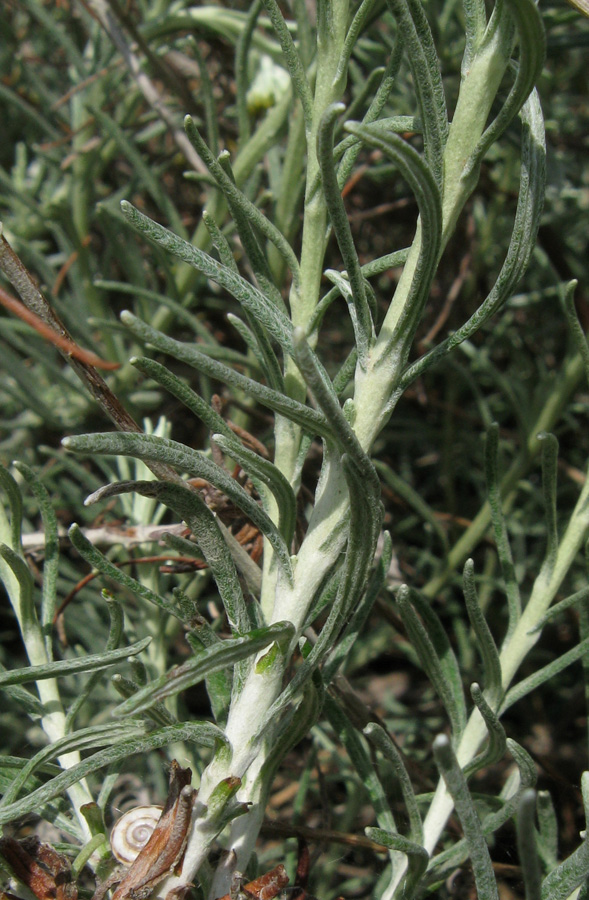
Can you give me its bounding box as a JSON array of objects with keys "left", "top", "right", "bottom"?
[{"left": 0, "top": 1, "right": 589, "bottom": 898}]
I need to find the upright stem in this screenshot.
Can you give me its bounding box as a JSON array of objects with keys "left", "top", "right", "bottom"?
[
  {"left": 0, "top": 554, "right": 92, "bottom": 840},
  {"left": 153, "top": 4, "right": 541, "bottom": 898},
  {"left": 164, "top": 6, "right": 363, "bottom": 894},
  {"left": 262, "top": 0, "right": 351, "bottom": 616},
  {"left": 352, "top": 16, "right": 513, "bottom": 446},
  {"left": 423, "top": 352, "right": 585, "bottom": 600},
  {"left": 386, "top": 463, "right": 589, "bottom": 895}
]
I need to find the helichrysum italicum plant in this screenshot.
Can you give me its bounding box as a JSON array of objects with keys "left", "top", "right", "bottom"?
[{"left": 2, "top": 2, "right": 589, "bottom": 900}]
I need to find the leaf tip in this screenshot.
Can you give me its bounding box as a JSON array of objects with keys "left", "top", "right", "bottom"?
[
  {"left": 84, "top": 487, "right": 106, "bottom": 507},
  {"left": 343, "top": 119, "right": 361, "bottom": 136},
  {"left": 433, "top": 733, "right": 450, "bottom": 751}
]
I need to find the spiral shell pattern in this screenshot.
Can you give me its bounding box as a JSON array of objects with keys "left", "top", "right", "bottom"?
[{"left": 110, "top": 805, "right": 163, "bottom": 865}]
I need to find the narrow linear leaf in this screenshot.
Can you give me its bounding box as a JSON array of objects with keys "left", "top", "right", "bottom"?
[
  {"left": 186, "top": 117, "right": 300, "bottom": 292},
  {"left": 561, "top": 280, "right": 589, "bottom": 387},
  {"left": 212, "top": 434, "right": 296, "bottom": 546},
  {"left": 465, "top": 0, "right": 545, "bottom": 176},
  {"left": 65, "top": 595, "right": 125, "bottom": 731},
  {"left": 517, "top": 790, "right": 542, "bottom": 900},
  {"left": 130, "top": 320, "right": 274, "bottom": 452},
  {"left": 259, "top": 0, "right": 312, "bottom": 126},
  {"left": 323, "top": 532, "right": 393, "bottom": 683},
  {"left": 433, "top": 734, "right": 499, "bottom": 900},
  {"left": 71, "top": 835, "right": 109, "bottom": 880},
  {"left": 333, "top": 349, "right": 358, "bottom": 396},
  {"left": 404, "top": 586, "right": 467, "bottom": 733},
  {"left": 0, "top": 722, "right": 225, "bottom": 826},
  {"left": 384, "top": 0, "right": 448, "bottom": 183},
  {"left": 64, "top": 432, "right": 293, "bottom": 584},
  {"left": 462, "top": 0, "right": 487, "bottom": 72},
  {"left": 337, "top": 0, "right": 379, "bottom": 83},
  {"left": 0, "top": 756, "right": 62, "bottom": 779},
  {"left": 309, "top": 248, "right": 409, "bottom": 337},
  {"left": 138, "top": 8, "right": 283, "bottom": 53},
  {"left": 13, "top": 463, "right": 60, "bottom": 654},
  {"left": 164, "top": 533, "right": 205, "bottom": 564},
  {"left": 259, "top": 680, "right": 322, "bottom": 798},
  {"left": 397, "top": 587, "right": 467, "bottom": 739},
  {"left": 120, "top": 201, "right": 294, "bottom": 355},
  {"left": 325, "top": 697, "right": 397, "bottom": 838},
  {"left": 336, "top": 114, "right": 418, "bottom": 167},
  {"left": 130, "top": 356, "right": 234, "bottom": 441},
  {"left": 112, "top": 622, "right": 295, "bottom": 716},
  {"left": 283, "top": 453, "right": 384, "bottom": 708},
  {"left": 303, "top": 569, "right": 342, "bottom": 634},
  {"left": 339, "top": 455, "right": 384, "bottom": 617},
  {"left": 0, "top": 723, "right": 145, "bottom": 808},
  {"left": 400, "top": 89, "right": 546, "bottom": 389},
  {"left": 345, "top": 122, "right": 442, "bottom": 357},
  {"left": 226, "top": 313, "right": 269, "bottom": 373},
  {"left": 530, "top": 584, "right": 589, "bottom": 633},
  {"left": 364, "top": 721, "right": 423, "bottom": 843},
  {"left": 485, "top": 422, "right": 521, "bottom": 636},
  {"left": 121, "top": 311, "right": 333, "bottom": 439},
  {"left": 0, "top": 465, "right": 23, "bottom": 551},
  {"left": 212, "top": 149, "right": 285, "bottom": 329},
  {"left": 202, "top": 210, "right": 238, "bottom": 273},
  {"left": 111, "top": 675, "right": 176, "bottom": 728},
  {"left": 292, "top": 0, "right": 313, "bottom": 64},
  {"left": 317, "top": 104, "right": 374, "bottom": 364},
  {"left": 0, "top": 543, "right": 35, "bottom": 626},
  {"left": 0, "top": 637, "right": 151, "bottom": 687},
  {"left": 541, "top": 834, "right": 589, "bottom": 899},
  {"left": 463, "top": 684, "right": 507, "bottom": 778},
  {"left": 336, "top": 35, "right": 407, "bottom": 189},
  {"left": 462, "top": 559, "right": 502, "bottom": 705},
  {"left": 507, "top": 738, "right": 538, "bottom": 789},
  {"left": 536, "top": 791, "right": 558, "bottom": 870},
  {"left": 343, "top": 66, "right": 387, "bottom": 137},
  {"left": 365, "top": 826, "right": 428, "bottom": 898},
  {"left": 67, "top": 524, "right": 185, "bottom": 621},
  {"left": 203, "top": 181, "right": 285, "bottom": 387},
  {"left": 184, "top": 614, "right": 232, "bottom": 726},
  {"left": 292, "top": 329, "right": 378, "bottom": 489},
  {"left": 584, "top": 771, "right": 589, "bottom": 831},
  {"left": 84, "top": 480, "right": 250, "bottom": 633},
  {"left": 426, "top": 738, "right": 536, "bottom": 882},
  {"left": 501, "top": 635, "right": 589, "bottom": 713},
  {"left": 0, "top": 682, "right": 43, "bottom": 716}
]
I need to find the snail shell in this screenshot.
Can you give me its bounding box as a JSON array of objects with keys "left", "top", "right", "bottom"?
[{"left": 110, "top": 805, "right": 163, "bottom": 865}]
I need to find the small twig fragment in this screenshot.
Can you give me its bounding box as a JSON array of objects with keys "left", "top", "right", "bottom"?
[
  {"left": 0, "top": 284, "right": 119, "bottom": 370},
  {"left": 215, "top": 865, "right": 289, "bottom": 900}
]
